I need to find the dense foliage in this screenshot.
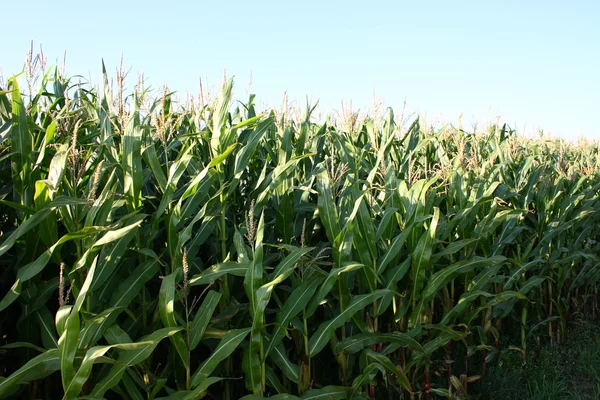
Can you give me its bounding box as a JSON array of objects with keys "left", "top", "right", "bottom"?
[{"left": 1, "top": 64, "right": 599, "bottom": 399}]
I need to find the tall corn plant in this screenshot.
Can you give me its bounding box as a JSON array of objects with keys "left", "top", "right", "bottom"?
[{"left": 1, "top": 62, "right": 600, "bottom": 400}]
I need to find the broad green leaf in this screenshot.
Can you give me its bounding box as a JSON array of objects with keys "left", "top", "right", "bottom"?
[
  {"left": 305, "top": 263, "right": 363, "bottom": 318},
  {"left": 349, "top": 363, "right": 384, "bottom": 399},
  {"left": 0, "top": 226, "right": 105, "bottom": 312},
  {"left": 108, "top": 260, "right": 159, "bottom": 308},
  {"left": 78, "top": 307, "right": 125, "bottom": 350},
  {"left": 9, "top": 77, "right": 33, "bottom": 207},
  {"left": 301, "top": 386, "right": 351, "bottom": 399},
  {"left": 42, "top": 143, "right": 69, "bottom": 192},
  {"left": 376, "top": 223, "right": 413, "bottom": 275},
  {"left": 142, "top": 142, "right": 168, "bottom": 192},
  {"left": 0, "top": 349, "right": 59, "bottom": 397},
  {"left": 376, "top": 258, "right": 411, "bottom": 315},
  {"left": 159, "top": 272, "right": 189, "bottom": 369},
  {"left": 1, "top": 342, "right": 46, "bottom": 353},
  {"left": 91, "top": 327, "right": 183, "bottom": 397},
  {"left": 230, "top": 117, "right": 273, "bottom": 194},
  {"left": 0, "top": 196, "right": 89, "bottom": 257},
  {"left": 58, "top": 256, "right": 99, "bottom": 391},
  {"left": 410, "top": 207, "right": 439, "bottom": 305},
  {"left": 210, "top": 78, "right": 233, "bottom": 154},
  {"left": 190, "top": 262, "right": 249, "bottom": 286},
  {"left": 245, "top": 212, "right": 265, "bottom": 318},
  {"left": 191, "top": 328, "right": 250, "bottom": 388},
  {"left": 268, "top": 342, "right": 300, "bottom": 383},
  {"left": 316, "top": 170, "right": 340, "bottom": 243},
  {"left": 335, "top": 332, "right": 422, "bottom": 355},
  {"left": 55, "top": 305, "right": 72, "bottom": 337},
  {"left": 36, "top": 308, "right": 58, "bottom": 349},
  {"left": 364, "top": 349, "right": 411, "bottom": 391},
  {"left": 241, "top": 395, "right": 300, "bottom": 400},
  {"left": 270, "top": 246, "right": 314, "bottom": 281},
  {"left": 421, "top": 256, "right": 506, "bottom": 303},
  {"left": 70, "top": 216, "right": 146, "bottom": 274},
  {"left": 266, "top": 277, "right": 321, "bottom": 356},
  {"left": 309, "top": 289, "right": 389, "bottom": 356},
  {"left": 190, "top": 291, "right": 222, "bottom": 350},
  {"left": 92, "top": 214, "right": 144, "bottom": 290},
  {"left": 155, "top": 377, "right": 223, "bottom": 399},
  {"left": 122, "top": 96, "right": 144, "bottom": 210}
]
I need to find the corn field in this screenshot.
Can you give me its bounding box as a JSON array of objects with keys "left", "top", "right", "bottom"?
[{"left": 1, "top": 64, "right": 600, "bottom": 400}]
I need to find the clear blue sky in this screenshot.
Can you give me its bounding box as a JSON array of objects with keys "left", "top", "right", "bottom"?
[{"left": 2, "top": 0, "right": 599, "bottom": 139}]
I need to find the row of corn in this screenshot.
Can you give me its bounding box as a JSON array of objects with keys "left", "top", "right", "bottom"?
[{"left": 0, "top": 64, "right": 599, "bottom": 399}]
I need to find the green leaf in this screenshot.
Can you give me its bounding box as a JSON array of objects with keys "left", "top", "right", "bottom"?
[
  {"left": 309, "top": 289, "right": 389, "bottom": 356},
  {"left": 62, "top": 345, "right": 114, "bottom": 399},
  {"left": 0, "top": 197, "right": 89, "bottom": 257},
  {"left": 421, "top": 256, "right": 506, "bottom": 303},
  {"left": 266, "top": 277, "right": 321, "bottom": 356},
  {"left": 66, "top": 335, "right": 182, "bottom": 399},
  {"left": 376, "top": 223, "right": 413, "bottom": 275},
  {"left": 121, "top": 372, "right": 145, "bottom": 400},
  {"left": 241, "top": 395, "right": 300, "bottom": 400},
  {"left": 42, "top": 142, "right": 69, "bottom": 192},
  {"left": 191, "top": 328, "right": 250, "bottom": 388},
  {"left": 305, "top": 263, "right": 363, "bottom": 318},
  {"left": 355, "top": 198, "right": 377, "bottom": 263},
  {"left": 190, "top": 262, "right": 249, "bottom": 286},
  {"left": 270, "top": 246, "right": 314, "bottom": 281},
  {"left": 142, "top": 142, "right": 168, "bottom": 192},
  {"left": 190, "top": 291, "right": 222, "bottom": 350},
  {"left": 58, "top": 256, "right": 99, "bottom": 391},
  {"left": 159, "top": 272, "right": 190, "bottom": 370},
  {"left": 36, "top": 308, "right": 58, "bottom": 349},
  {"left": 245, "top": 212, "right": 265, "bottom": 318},
  {"left": 376, "top": 258, "right": 411, "bottom": 315},
  {"left": 155, "top": 377, "right": 223, "bottom": 399},
  {"left": 0, "top": 349, "right": 59, "bottom": 397},
  {"left": 300, "top": 386, "right": 351, "bottom": 399},
  {"left": 122, "top": 96, "right": 144, "bottom": 210},
  {"left": 408, "top": 207, "right": 439, "bottom": 327},
  {"left": 9, "top": 77, "right": 33, "bottom": 207},
  {"left": 0, "top": 226, "right": 105, "bottom": 312},
  {"left": 78, "top": 307, "right": 125, "bottom": 350},
  {"left": 55, "top": 305, "right": 72, "bottom": 337},
  {"left": 108, "top": 260, "right": 159, "bottom": 308},
  {"left": 210, "top": 78, "right": 234, "bottom": 154},
  {"left": 230, "top": 117, "right": 273, "bottom": 194},
  {"left": 349, "top": 363, "right": 384, "bottom": 399},
  {"left": 316, "top": 170, "right": 340, "bottom": 243},
  {"left": 1, "top": 342, "right": 46, "bottom": 353},
  {"left": 71, "top": 216, "right": 146, "bottom": 274},
  {"left": 268, "top": 342, "right": 300, "bottom": 383},
  {"left": 91, "top": 327, "right": 183, "bottom": 397},
  {"left": 92, "top": 214, "right": 144, "bottom": 290},
  {"left": 363, "top": 349, "right": 411, "bottom": 391},
  {"left": 335, "top": 332, "right": 422, "bottom": 355}
]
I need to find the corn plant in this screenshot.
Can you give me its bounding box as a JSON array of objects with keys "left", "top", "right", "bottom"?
[{"left": 0, "top": 61, "right": 599, "bottom": 400}]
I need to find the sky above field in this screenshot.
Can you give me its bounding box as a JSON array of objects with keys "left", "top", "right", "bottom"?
[{"left": 2, "top": 0, "right": 599, "bottom": 140}]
